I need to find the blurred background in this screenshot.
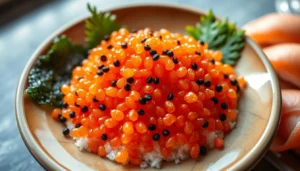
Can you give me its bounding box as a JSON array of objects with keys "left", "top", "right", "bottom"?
[{"left": 0, "top": 0, "right": 299, "bottom": 170}]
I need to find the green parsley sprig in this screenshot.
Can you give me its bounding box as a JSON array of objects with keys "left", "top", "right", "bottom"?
[{"left": 186, "top": 10, "right": 245, "bottom": 65}]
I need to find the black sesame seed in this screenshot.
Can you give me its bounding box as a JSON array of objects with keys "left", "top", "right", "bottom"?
[
  {"left": 199, "top": 40, "right": 205, "bottom": 45},
  {"left": 113, "top": 60, "right": 120, "bottom": 67},
  {"left": 152, "top": 54, "right": 160, "bottom": 61},
  {"left": 144, "top": 94, "right": 152, "bottom": 101},
  {"left": 196, "top": 79, "right": 204, "bottom": 85},
  {"left": 172, "top": 57, "right": 179, "bottom": 64},
  {"left": 202, "top": 120, "right": 209, "bottom": 128},
  {"left": 81, "top": 106, "right": 88, "bottom": 113},
  {"left": 99, "top": 104, "right": 106, "bottom": 111},
  {"left": 220, "top": 113, "right": 227, "bottom": 121},
  {"left": 153, "top": 78, "right": 160, "bottom": 85},
  {"left": 144, "top": 45, "right": 151, "bottom": 51},
  {"left": 200, "top": 146, "right": 207, "bottom": 156},
  {"left": 167, "top": 50, "right": 174, "bottom": 57},
  {"left": 230, "top": 79, "right": 238, "bottom": 86},
  {"left": 131, "top": 29, "right": 137, "bottom": 33},
  {"left": 204, "top": 80, "right": 211, "bottom": 87},
  {"left": 210, "top": 97, "right": 219, "bottom": 104},
  {"left": 124, "top": 84, "right": 131, "bottom": 91},
  {"left": 62, "top": 128, "right": 70, "bottom": 136},
  {"left": 224, "top": 74, "right": 229, "bottom": 79},
  {"left": 215, "top": 85, "right": 223, "bottom": 92},
  {"left": 75, "top": 123, "right": 82, "bottom": 128},
  {"left": 177, "top": 40, "right": 181, "bottom": 45},
  {"left": 59, "top": 116, "right": 67, "bottom": 123},
  {"left": 150, "top": 32, "right": 153, "bottom": 36},
  {"left": 141, "top": 38, "right": 147, "bottom": 43},
  {"left": 75, "top": 103, "right": 80, "bottom": 107},
  {"left": 137, "top": 109, "right": 145, "bottom": 115},
  {"left": 159, "top": 35, "right": 162, "bottom": 39},
  {"left": 100, "top": 55, "right": 107, "bottom": 62},
  {"left": 152, "top": 133, "right": 160, "bottom": 141},
  {"left": 104, "top": 35, "right": 110, "bottom": 41},
  {"left": 167, "top": 93, "right": 174, "bottom": 100},
  {"left": 121, "top": 42, "right": 127, "bottom": 49},
  {"left": 127, "top": 77, "right": 134, "bottom": 84},
  {"left": 101, "top": 134, "right": 108, "bottom": 141},
  {"left": 97, "top": 70, "right": 104, "bottom": 76},
  {"left": 148, "top": 124, "right": 156, "bottom": 131},
  {"left": 111, "top": 80, "right": 117, "bottom": 87},
  {"left": 195, "top": 51, "right": 201, "bottom": 55},
  {"left": 191, "top": 63, "right": 198, "bottom": 70},
  {"left": 162, "top": 50, "right": 168, "bottom": 55},
  {"left": 162, "top": 129, "right": 170, "bottom": 136},
  {"left": 221, "top": 103, "right": 228, "bottom": 110},
  {"left": 150, "top": 50, "right": 157, "bottom": 56},
  {"left": 107, "top": 45, "right": 113, "bottom": 49},
  {"left": 209, "top": 58, "right": 215, "bottom": 64},
  {"left": 62, "top": 102, "right": 68, "bottom": 108},
  {"left": 139, "top": 98, "right": 146, "bottom": 105},
  {"left": 102, "top": 67, "right": 110, "bottom": 73},
  {"left": 98, "top": 64, "right": 104, "bottom": 69},
  {"left": 237, "top": 85, "right": 241, "bottom": 92},
  {"left": 69, "top": 111, "right": 76, "bottom": 118},
  {"left": 146, "top": 77, "right": 153, "bottom": 84}
]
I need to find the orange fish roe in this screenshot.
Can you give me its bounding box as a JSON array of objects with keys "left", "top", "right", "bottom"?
[{"left": 53, "top": 28, "right": 245, "bottom": 167}]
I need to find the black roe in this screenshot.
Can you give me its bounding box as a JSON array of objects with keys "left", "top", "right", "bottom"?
[
  {"left": 152, "top": 54, "right": 160, "bottom": 61},
  {"left": 153, "top": 78, "right": 160, "bottom": 85},
  {"left": 220, "top": 114, "right": 227, "bottom": 121},
  {"left": 200, "top": 146, "right": 207, "bottom": 156},
  {"left": 100, "top": 55, "right": 107, "bottom": 62},
  {"left": 139, "top": 98, "right": 146, "bottom": 105},
  {"left": 191, "top": 63, "right": 198, "bottom": 70},
  {"left": 221, "top": 103, "right": 228, "bottom": 110},
  {"left": 148, "top": 124, "right": 156, "bottom": 131},
  {"left": 99, "top": 104, "right": 106, "bottom": 111},
  {"left": 102, "top": 67, "right": 110, "bottom": 73},
  {"left": 101, "top": 134, "right": 108, "bottom": 141},
  {"left": 144, "top": 94, "right": 152, "bottom": 101},
  {"left": 111, "top": 80, "right": 117, "bottom": 87},
  {"left": 204, "top": 80, "right": 211, "bottom": 87},
  {"left": 69, "top": 111, "right": 76, "bottom": 118},
  {"left": 137, "top": 109, "right": 145, "bottom": 115},
  {"left": 146, "top": 77, "right": 153, "bottom": 84},
  {"left": 162, "top": 129, "right": 170, "bottom": 136},
  {"left": 62, "top": 128, "right": 70, "bottom": 136},
  {"left": 210, "top": 97, "right": 219, "bottom": 104},
  {"left": 81, "top": 106, "right": 88, "bottom": 113},
  {"left": 167, "top": 93, "right": 174, "bottom": 100},
  {"left": 152, "top": 134, "right": 160, "bottom": 141},
  {"left": 196, "top": 79, "right": 204, "bottom": 85},
  {"left": 124, "top": 84, "right": 131, "bottom": 91},
  {"left": 113, "top": 60, "right": 120, "bottom": 67},
  {"left": 173, "top": 57, "right": 179, "bottom": 64},
  {"left": 215, "top": 85, "right": 223, "bottom": 92},
  {"left": 202, "top": 120, "right": 209, "bottom": 128},
  {"left": 121, "top": 42, "right": 127, "bottom": 49},
  {"left": 127, "top": 77, "right": 134, "bottom": 84},
  {"left": 144, "top": 45, "right": 151, "bottom": 51}
]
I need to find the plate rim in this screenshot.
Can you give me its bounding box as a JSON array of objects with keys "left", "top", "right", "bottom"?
[{"left": 15, "top": 2, "right": 281, "bottom": 171}]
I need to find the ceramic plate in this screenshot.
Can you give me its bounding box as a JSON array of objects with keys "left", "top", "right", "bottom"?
[{"left": 15, "top": 3, "right": 281, "bottom": 171}]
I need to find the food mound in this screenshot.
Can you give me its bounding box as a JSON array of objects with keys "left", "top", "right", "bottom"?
[{"left": 51, "top": 28, "right": 245, "bottom": 168}]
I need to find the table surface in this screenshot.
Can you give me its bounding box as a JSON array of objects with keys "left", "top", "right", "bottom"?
[{"left": 0, "top": 0, "right": 298, "bottom": 170}]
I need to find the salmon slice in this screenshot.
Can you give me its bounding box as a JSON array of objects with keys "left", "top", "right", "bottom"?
[
  {"left": 263, "top": 44, "right": 300, "bottom": 88},
  {"left": 243, "top": 13, "right": 300, "bottom": 46},
  {"left": 271, "top": 90, "right": 300, "bottom": 152}
]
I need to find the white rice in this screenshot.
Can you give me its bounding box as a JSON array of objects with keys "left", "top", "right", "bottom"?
[{"left": 68, "top": 114, "right": 237, "bottom": 169}]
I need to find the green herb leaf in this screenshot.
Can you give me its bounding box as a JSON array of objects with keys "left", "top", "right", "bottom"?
[
  {"left": 186, "top": 10, "right": 245, "bottom": 65},
  {"left": 25, "top": 36, "right": 87, "bottom": 107},
  {"left": 85, "top": 3, "right": 121, "bottom": 49}
]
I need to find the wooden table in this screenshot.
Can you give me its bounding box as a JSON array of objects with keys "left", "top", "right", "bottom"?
[{"left": 0, "top": 0, "right": 298, "bottom": 170}]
